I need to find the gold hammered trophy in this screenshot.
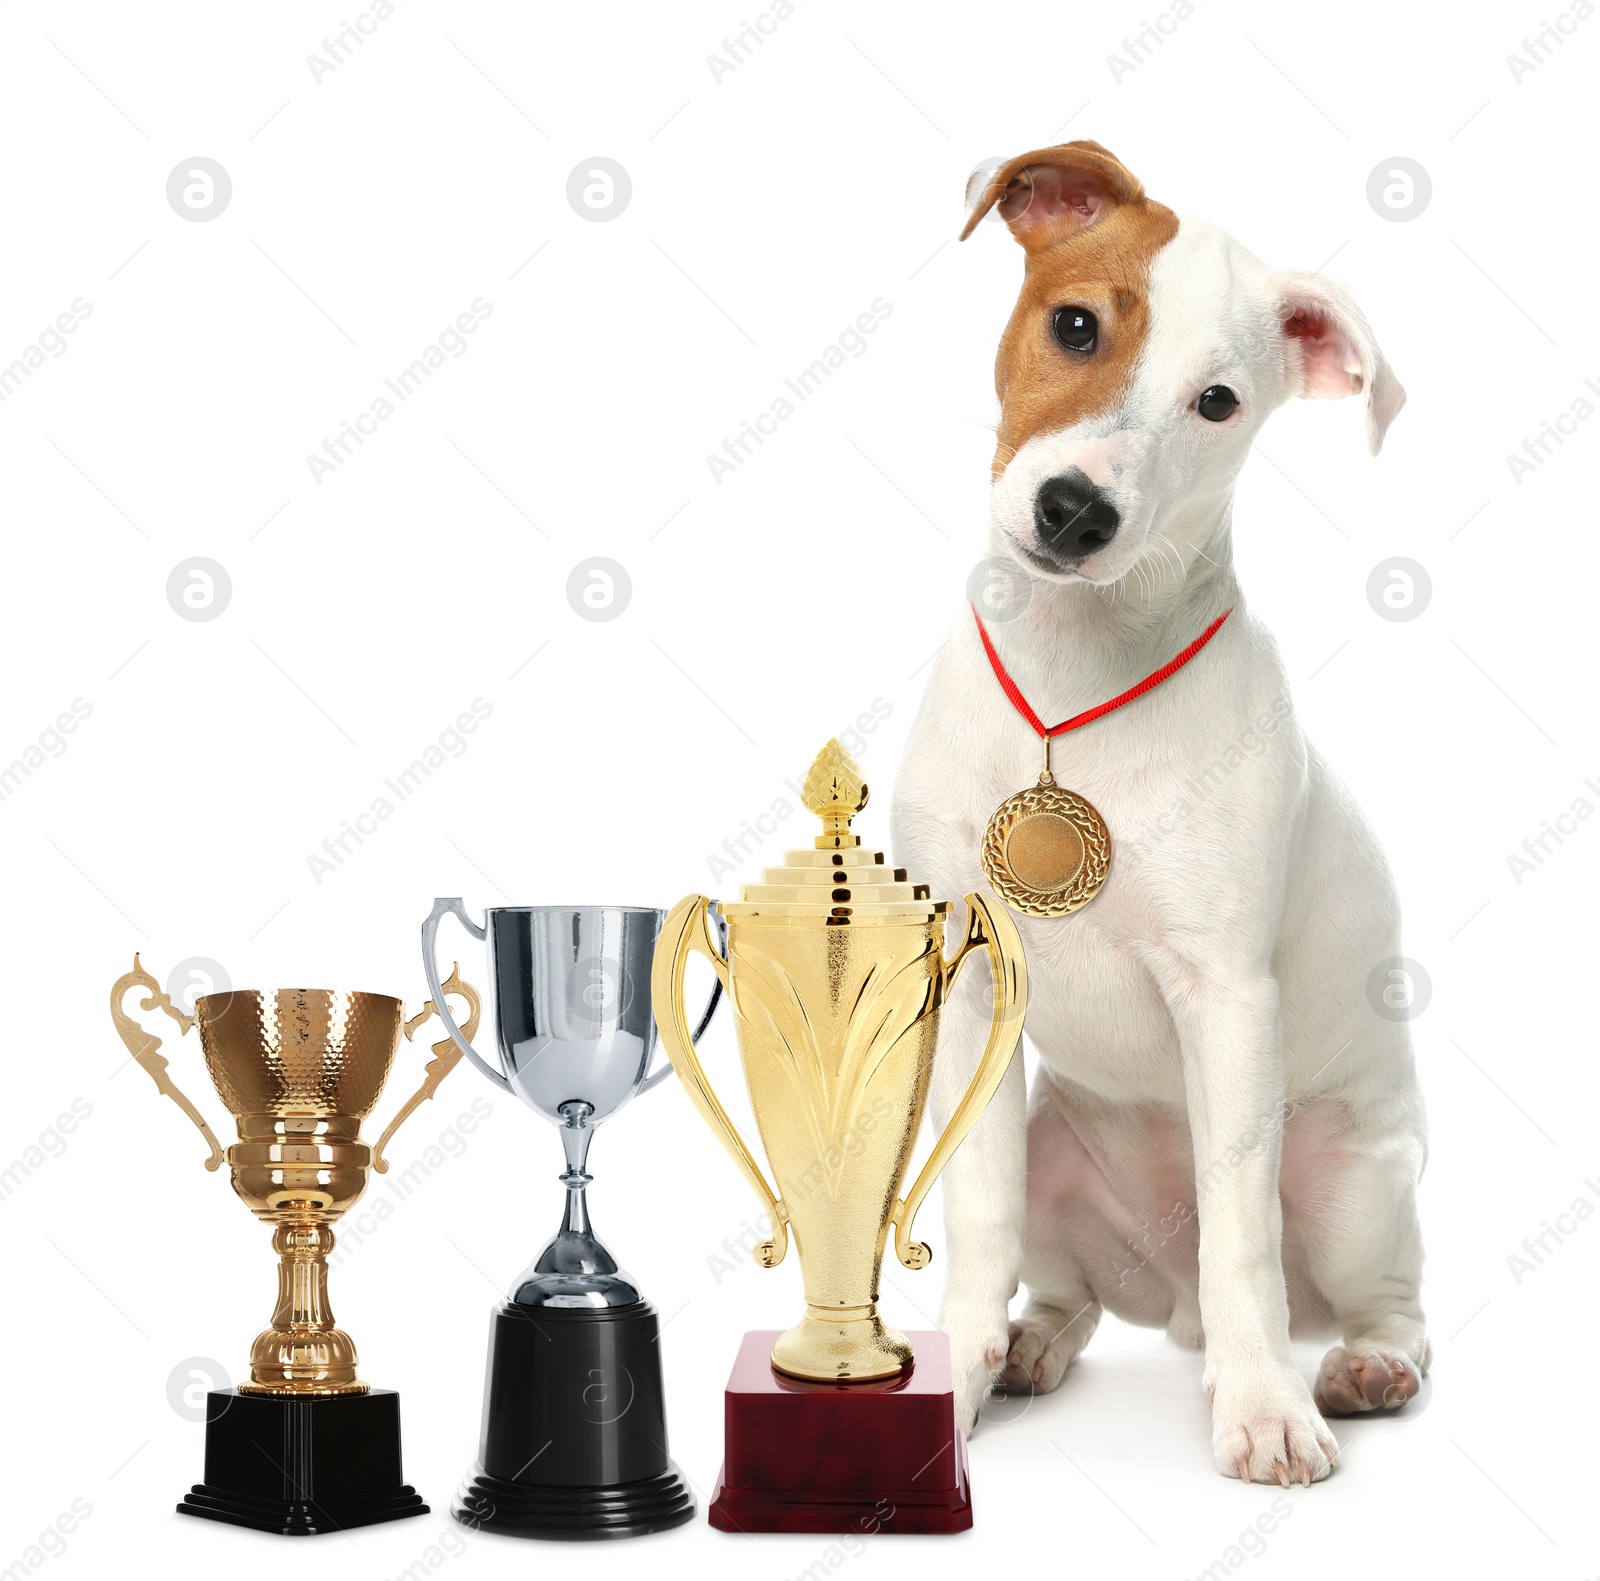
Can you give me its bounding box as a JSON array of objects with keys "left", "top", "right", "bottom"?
[
  {"left": 651, "top": 741, "right": 1026, "bottom": 1534},
  {"left": 109, "top": 956, "right": 480, "bottom": 1535}
]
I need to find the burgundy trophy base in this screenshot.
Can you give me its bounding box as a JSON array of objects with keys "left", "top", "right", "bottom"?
[{"left": 708, "top": 1330, "right": 973, "bottom": 1535}]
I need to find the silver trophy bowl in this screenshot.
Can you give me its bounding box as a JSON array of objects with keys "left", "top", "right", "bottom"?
[{"left": 422, "top": 899, "right": 718, "bottom": 1309}]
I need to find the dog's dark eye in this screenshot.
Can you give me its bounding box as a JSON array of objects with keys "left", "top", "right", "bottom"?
[
  {"left": 1197, "top": 386, "right": 1238, "bottom": 421},
  {"left": 1052, "top": 306, "right": 1098, "bottom": 354}
]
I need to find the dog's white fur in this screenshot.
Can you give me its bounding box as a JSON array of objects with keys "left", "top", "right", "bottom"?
[{"left": 892, "top": 178, "right": 1428, "bottom": 1484}]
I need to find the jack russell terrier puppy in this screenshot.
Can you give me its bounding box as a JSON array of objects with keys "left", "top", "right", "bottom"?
[{"left": 891, "top": 141, "right": 1427, "bottom": 1485}]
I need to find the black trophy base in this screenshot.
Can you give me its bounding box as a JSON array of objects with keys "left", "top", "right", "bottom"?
[
  {"left": 177, "top": 1387, "right": 427, "bottom": 1536},
  {"left": 455, "top": 1464, "right": 695, "bottom": 1541},
  {"left": 454, "top": 1299, "right": 694, "bottom": 1541}
]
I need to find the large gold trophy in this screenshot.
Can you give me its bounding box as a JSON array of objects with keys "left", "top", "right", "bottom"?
[
  {"left": 652, "top": 740, "right": 1026, "bottom": 1533},
  {"left": 109, "top": 955, "right": 480, "bottom": 1535}
]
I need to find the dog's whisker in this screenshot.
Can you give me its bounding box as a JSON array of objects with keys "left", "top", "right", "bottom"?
[{"left": 1150, "top": 531, "right": 1187, "bottom": 586}]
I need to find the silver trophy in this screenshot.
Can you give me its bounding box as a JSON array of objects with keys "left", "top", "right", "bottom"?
[
  {"left": 422, "top": 899, "right": 720, "bottom": 1538},
  {"left": 421, "top": 899, "right": 719, "bottom": 1308}
]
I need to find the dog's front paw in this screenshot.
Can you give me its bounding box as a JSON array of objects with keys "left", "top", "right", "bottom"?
[
  {"left": 1208, "top": 1370, "right": 1339, "bottom": 1486},
  {"left": 1001, "top": 1299, "right": 1099, "bottom": 1395},
  {"left": 942, "top": 1304, "right": 1009, "bottom": 1432},
  {"left": 1314, "top": 1342, "right": 1423, "bottom": 1416}
]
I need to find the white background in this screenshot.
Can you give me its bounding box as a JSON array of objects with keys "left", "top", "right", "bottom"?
[{"left": 1, "top": 1, "right": 1593, "bottom": 1578}]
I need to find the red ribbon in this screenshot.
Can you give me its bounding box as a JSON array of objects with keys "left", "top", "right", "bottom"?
[{"left": 972, "top": 604, "right": 1234, "bottom": 741}]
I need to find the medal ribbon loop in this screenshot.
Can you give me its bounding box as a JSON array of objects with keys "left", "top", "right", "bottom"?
[{"left": 972, "top": 605, "right": 1234, "bottom": 779}]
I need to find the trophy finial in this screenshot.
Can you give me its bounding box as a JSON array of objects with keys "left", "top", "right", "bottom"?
[{"left": 802, "top": 739, "right": 868, "bottom": 849}]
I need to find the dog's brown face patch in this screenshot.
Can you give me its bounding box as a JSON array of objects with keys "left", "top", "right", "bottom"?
[{"left": 992, "top": 198, "right": 1178, "bottom": 478}]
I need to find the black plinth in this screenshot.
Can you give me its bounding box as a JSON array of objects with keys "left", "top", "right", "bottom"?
[
  {"left": 453, "top": 1299, "right": 694, "bottom": 1540},
  {"left": 177, "top": 1387, "right": 427, "bottom": 1536}
]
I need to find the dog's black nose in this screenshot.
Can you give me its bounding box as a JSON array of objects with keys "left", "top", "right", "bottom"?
[{"left": 1034, "top": 469, "right": 1120, "bottom": 560}]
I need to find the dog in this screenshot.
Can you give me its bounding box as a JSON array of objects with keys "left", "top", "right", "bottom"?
[{"left": 891, "top": 141, "right": 1428, "bottom": 1485}]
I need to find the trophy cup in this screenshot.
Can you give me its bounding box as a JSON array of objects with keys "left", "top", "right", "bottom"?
[
  {"left": 109, "top": 954, "right": 481, "bottom": 1535},
  {"left": 421, "top": 900, "right": 720, "bottom": 1539},
  {"left": 652, "top": 740, "right": 1027, "bottom": 1534}
]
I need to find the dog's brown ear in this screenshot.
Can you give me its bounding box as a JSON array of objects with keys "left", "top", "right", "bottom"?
[
  {"left": 1276, "top": 272, "right": 1406, "bottom": 456},
  {"left": 961, "top": 142, "right": 1145, "bottom": 247}
]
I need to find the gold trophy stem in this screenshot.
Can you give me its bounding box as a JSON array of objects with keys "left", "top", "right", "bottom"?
[{"left": 240, "top": 1221, "right": 367, "bottom": 1396}]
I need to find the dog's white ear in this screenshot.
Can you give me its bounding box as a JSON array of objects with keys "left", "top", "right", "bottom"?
[
  {"left": 961, "top": 141, "right": 1144, "bottom": 248},
  {"left": 1276, "top": 272, "right": 1406, "bottom": 455}
]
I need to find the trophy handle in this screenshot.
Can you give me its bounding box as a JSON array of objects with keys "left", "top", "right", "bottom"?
[
  {"left": 638, "top": 913, "right": 725, "bottom": 1094},
  {"left": 887, "top": 893, "right": 1027, "bottom": 1270},
  {"left": 372, "top": 965, "right": 484, "bottom": 1173},
  {"left": 422, "top": 895, "right": 509, "bottom": 1092},
  {"left": 651, "top": 894, "right": 789, "bottom": 1268},
  {"left": 108, "top": 953, "right": 226, "bottom": 1171}
]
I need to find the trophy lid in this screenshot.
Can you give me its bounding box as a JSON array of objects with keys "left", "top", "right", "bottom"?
[{"left": 719, "top": 740, "right": 947, "bottom": 925}]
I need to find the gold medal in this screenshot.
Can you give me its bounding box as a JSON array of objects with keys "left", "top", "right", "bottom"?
[
  {"left": 971, "top": 602, "right": 1233, "bottom": 920},
  {"left": 982, "top": 767, "right": 1111, "bottom": 918}
]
